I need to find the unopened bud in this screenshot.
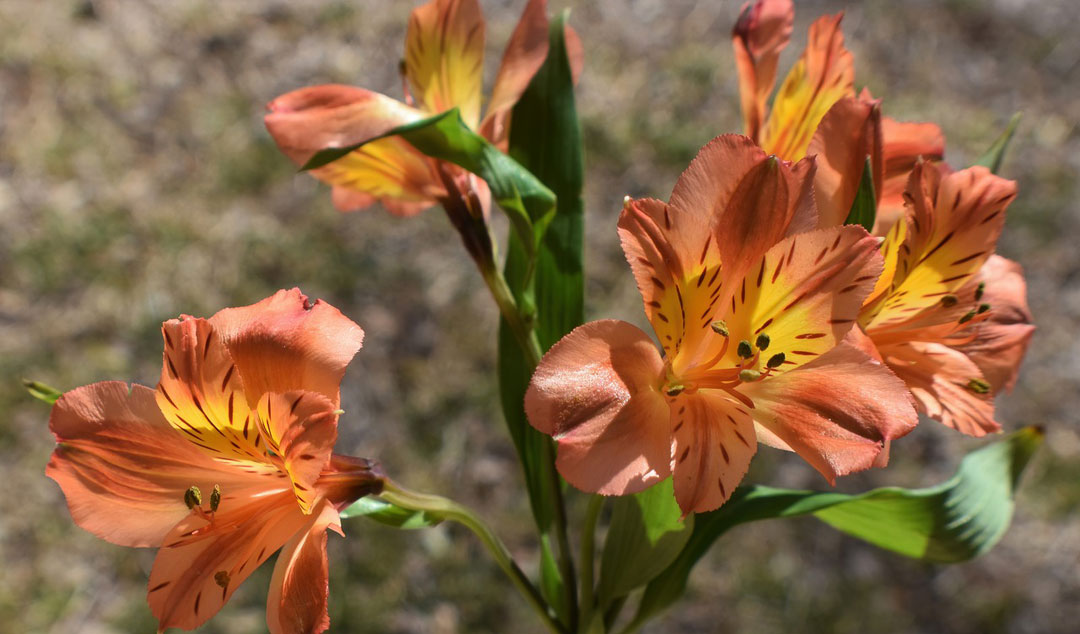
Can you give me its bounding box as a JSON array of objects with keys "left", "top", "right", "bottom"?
[
  {"left": 737, "top": 340, "right": 753, "bottom": 359},
  {"left": 766, "top": 352, "right": 786, "bottom": 369},
  {"left": 210, "top": 484, "right": 222, "bottom": 512},
  {"left": 184, "top": 486, "right": 202, "bottom": 510},
  {"left": 940, "top": 294, "right": 959, "bottom": 307},
  {"left": 738, "top": 369, "right": 762, "bottom": 382},
  {"left": 966, "top": 378, "right": 991, "bottom": 394},
  {"left": 710, "top": 320, "right": 729, "bottom": 337},
  {"left": 755, "top": 333, "right": 770, "bottom": 351}
]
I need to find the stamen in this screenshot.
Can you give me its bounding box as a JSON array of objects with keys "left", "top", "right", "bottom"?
[
  {"left": 737, "top": 340, "right": 753, "bottom": 359},
  {"left": 711, "top": 320, "right": 729, "bottom": 337},
  {"left": 210, "top": 484, "right": 222, "bottom": 512},
  {"left": 975, "top": 282, "right": 986, "bottom": 301},
  {"left": 623, "top": 195, "right": 632, "bottom": 211},
  {"left": 977, "top": 303, "right": 991, "bottom": 314},
  {"left": 214, "top": 571, "right": 230, "bottom": 589},
  {"left": 766, "top": 352, "right": 786, "bottom": 368},
  {"left": 966, "top": 378, "right": 991, "bottom": 394},
  {"left": 738, "top": 369, "right": 762, "bottom": 383},
  {"left": 940, "top": 294, "right": 959, "bottom": 307},
  {"left": 665, "top": 384, "right": 685, "bottom": 397},
  {"left": 958, "top": 309, "right": 977, "bottom": 324},
  {"left": 184, "top": 486, "right": 202, "bottom": 510},
  {"left": 755, "top": 333, "right": 770, "bottom": 351}
]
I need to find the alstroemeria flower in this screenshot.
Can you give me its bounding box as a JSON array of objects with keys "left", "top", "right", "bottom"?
[
  {"left": 525, "top": 136, "right": 917, "bottom": 515},
  {"left": 858, "top": 162, "right": 1032, "bottom": 436},
  {"left": 264, "top": 0, "right": 582, "bottom": 216},
  {"left": 732, "top": 0, "right": 945, "bottom": 228},
  {"left": 46, "top": 289, "right": 382, "bottom": 633}
]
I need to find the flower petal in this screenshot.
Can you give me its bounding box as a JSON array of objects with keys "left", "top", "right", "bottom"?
[
  {"left": 671, "top": 391, "right": 756, "bottom": 515},
  {"left": 149, "top": 491, "right": 308, "bottom": 632},
  {"left": 759, "top": 12, "right": 855, "bottom": 160},
  {"left": 881, "top": 341, "right": 999, "bottom": 437},
  {"left": 875, "top": 117, "right": 946, "bottom": 234},
  {"left": 255, "top": 391, "right": 338, "bottom": 514},
  {"left": 861, "top": 163, "right": 1017, "bottom": 331},
  {"left": 744, "top": 342, "right": 917, "bottom": 483},
  {"left": 732, "top": 0, "right": 794, "bottom": 140},
  {"left": 718, "top": 225, "right": 883, "bottom": 374},
  {"left": 405, "top": 0, "right": 486, "bottom": 128},
  {"left": 46, "top": 381, "right": 250, "bottom": 548},
  {"left": 266, "top": 504, "right": 340, "bottom": 634},
  {"left": 525, "top": 320, "right": 670, "bottom": 496},
  {"left": 210, "top": 288, "right": 365, "bottom": 408},
  {"left": 807, "top": 96, "right": 883, "bottom": 228},
  {"left": 948, "top": 255, "right": 1034, "bottom": 393},
  {"left": 157, "top": 317, "right": 273, "bottom": 468},
  {"left": 479, "top": 0, "right": 549, "bottom": 148},
  {"left": 264, "top": 84, "right": 442, "bottom": 213}
]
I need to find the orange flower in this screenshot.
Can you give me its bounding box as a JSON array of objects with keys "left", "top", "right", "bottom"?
[
  {"left": 732, "top": 0, "right": 945, "bottom": 229},
  {"left": 264, "top": 0, "right": 581, "bottom": 216},
  {"left": 525, "top": 137, "right": 917, "bottom": 515},
  {"left": 46, "top": 289, "right": 382, "bottom": 633},
  {"left": 858, "top": 162, "right": 1032, "bottom": 436}
]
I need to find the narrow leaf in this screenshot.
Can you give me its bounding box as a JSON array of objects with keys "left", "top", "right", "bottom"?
[
  {"left": 844, "top": 155, "right": 877, "bottom": 231},
  {"left": 340, "top": 496, "right": 443, "bottom": 530},
  {"left": 303, "top": 108, "right": 556, "bottom": 254},
  {"left": 597, "top": 479, "right": 693, "bottom": 606},
  {"left": 635, "top": 427, "right": 1042, "bottom": 624},
  {"left": 24, "top": 379, "right": 62, "bottom": 405},
  {"left": 974, "top": 112, "right": 1021, "bottom": 174}
]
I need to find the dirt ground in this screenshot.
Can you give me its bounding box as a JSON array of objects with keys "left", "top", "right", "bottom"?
[{"left": 1, "top": 0, "right": 1077, "bottom": 632}]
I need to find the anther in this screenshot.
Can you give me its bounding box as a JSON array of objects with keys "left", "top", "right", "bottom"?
[
  {"left": 737, "top": 340, "right": 753, "bottom": 359},
  {"left": 755, "top": 333, "right": 770, "bottom": 350},
  {"left": 940, "top": 294, "right": 959, "bottom": 307},
  {"left": 975, "top": 282, "right": 986, "bottom": 301},
  {"left": 623, "top": 195, "right": 632, "bottom": 211},
  {"left": 977, "top": 303, "right": 991, "bottom": 314},
  {"left": 711, "top": 320, "right": 729, "bottom": 337},
  {"left": 966, "top": 378, "right": 991, "bottom": 394},
  {"left": 738, "top": 369, "right": 762, "bottom": 382},
  {"left": 958, "top": 309, "right": 977, "bottom": 324},
  {"left": 214, "top": 571, "right": 230, "bottom": 589},
  {"left": 210, "top": 484, "right": 222, "bottom": 512},
  {"left": 665, "top": 384, "right": 685, "bottom": 397},
  {"left": 766, "top": 352, "right": 786, "bottom": 368},
  {"left": 184, "top": 486, "right": 202, "bottom": 510}
]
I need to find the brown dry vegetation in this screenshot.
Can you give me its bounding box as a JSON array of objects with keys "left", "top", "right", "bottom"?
[{"left": 1, "top": 0, "right": 1078, "bottom": 632}]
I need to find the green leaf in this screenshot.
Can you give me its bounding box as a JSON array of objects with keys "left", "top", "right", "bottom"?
[
  {"left": 498, "top": 11, "right": 585, "bottom": 533},
  {"left": 303, "top": 108, "right": 556, "bottom": 254},
  {"left": 974, "top": 112, "right": 1021, "bottom": 174},
  {"left": 340, "top": 496, "right": 443, "bottom": 530},
  {"left": 597, "top": 479, "right": 694, "bottom": 606},
  {"left": 634, "top": 427, "right": 1043, "bottom": 625},
  {"left": 24, "top": 379, "right": 62, "bottom": 405},
  {"left": 844, "top": 155, "right": 877, "bottom": 232}
]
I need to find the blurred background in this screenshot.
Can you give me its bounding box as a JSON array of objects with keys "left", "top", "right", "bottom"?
[{"left": 1, "top": 0, "right": 1077, "bottom": 632}]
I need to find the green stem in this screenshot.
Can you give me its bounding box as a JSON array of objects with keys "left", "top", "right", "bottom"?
[
  {"left": 379, "top": 481, "right": 567, "bottom": 634},
  {"left": 480, "top": 264, "right": 543, "bottom": 368},
  {"left": 545, "top": 439, "right": 578, "bottom": 631},
  {"left": 577, "top": 495, "right": 604, "bottom": 632}
]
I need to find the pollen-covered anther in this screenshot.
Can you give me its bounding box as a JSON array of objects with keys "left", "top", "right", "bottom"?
[
  {"left": 664, "top": 383, "right": 685, "bottom": 397},
  {"left": 739, "top": 369, "right": 762, "bottom": 383},
  {"left": 210, "top": 484, "right": 222, "bottom": 512},
  {"left": 183, "top": 486, "right": 202, "bottom": 510},
  {"left": 966, "top": 378, "right": 991, "bottom": 394},
  {"left": 214, "top": 570, "right": 231, "bottom": 589},
  {"left": 711, "top": 320, "right": 729, "bottom": 337},
  {"left": 755, "top": 333, "right": 770, "bottom": 351},
  {"left": 978, "top": 303, "right": 991, "bottom": 314},
  {"left": 737, "top": 340, "right": 754, "bottom": 359},
  {"left": 766, "top": 352, "right": 786, "bottom": 369},
  {"left": 622, "top": 195, "right": 632, "bottom": 211},
  {"left": 975, "top": 282, "right": 986, "bottom": 301},
  {"left": 958, "top": 309, "right": 977, "bottom": 324},
  {"left": 940, "top": 294, "right": 959, "bottom": 307}
]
